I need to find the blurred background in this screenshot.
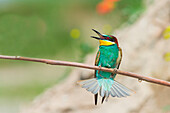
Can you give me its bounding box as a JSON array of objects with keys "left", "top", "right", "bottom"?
[{"left": 0, "top": 0, "right": 169, "bottom": 113}]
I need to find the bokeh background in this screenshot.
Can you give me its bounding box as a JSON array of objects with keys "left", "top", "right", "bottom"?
[{"left": 0, "top": 0, "right": 170, "bottom": 113}]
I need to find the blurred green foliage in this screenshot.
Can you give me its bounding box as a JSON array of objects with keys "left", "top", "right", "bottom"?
[
  {"left": 162, "top": 105, "right": 170, "bottom": 112},
  {"left": 0, "top": 81, "right": 50, "bottom": 99},
  {"left": 0, "top": 68, "right": 72, "bottom": 99},
  {"left": 0, "top": 0, "right": 144, "bottom": 61},
  {"left": 0, "top": 0, "right": 145, "bottom": 99}
]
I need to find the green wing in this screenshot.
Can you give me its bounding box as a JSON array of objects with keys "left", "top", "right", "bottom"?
[
  {"left": 116, "top": 47, "right": 122, "bottom": 69},
  {"left": 111, "top": 47, "right": 122, "bottom": 78},
  {"left": 94, "top": 51, "right": 100, "bottom": 77}
]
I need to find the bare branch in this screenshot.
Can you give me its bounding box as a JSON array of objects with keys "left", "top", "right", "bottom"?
[{"left": 0, "top": 55, "right": 169, "bottom": 87}]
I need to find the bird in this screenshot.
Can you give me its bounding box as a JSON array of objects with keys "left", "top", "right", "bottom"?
[{"left": 77, "top": 29, "right": 133, "bottom": 105}]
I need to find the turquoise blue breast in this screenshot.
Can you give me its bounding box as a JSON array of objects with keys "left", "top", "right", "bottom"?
[{"left": 96, "top": 44, "right": 119, "bottom": 79}]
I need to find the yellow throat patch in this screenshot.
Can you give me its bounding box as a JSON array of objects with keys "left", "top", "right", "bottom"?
[{"left": 99, "top": 40, "right": 115, "bottom": 46}]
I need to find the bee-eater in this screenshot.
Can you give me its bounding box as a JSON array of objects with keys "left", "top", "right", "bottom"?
[{"left": 78, "top": 29, "right": 133, "bottom": 105}]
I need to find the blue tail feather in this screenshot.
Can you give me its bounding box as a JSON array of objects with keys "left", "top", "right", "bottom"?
[{"left": 77, "top": 78, "right": 134, "bottom": 103}]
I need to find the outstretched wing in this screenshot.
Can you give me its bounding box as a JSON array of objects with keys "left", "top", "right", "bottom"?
[{"left": 94, "top": 50, "right": 100, "bottom": 105}]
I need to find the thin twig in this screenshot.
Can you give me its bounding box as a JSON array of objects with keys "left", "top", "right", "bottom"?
[{"left": 0, "top": 55, "right": 170, "bottom": 87}]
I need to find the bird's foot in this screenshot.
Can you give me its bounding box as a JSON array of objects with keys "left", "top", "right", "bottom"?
[
  {"left": 98, "top": 65, "right": 101, "bottom": 73},
  {"left": 112, "top": 68, "right": 117, "bottom": 75}
]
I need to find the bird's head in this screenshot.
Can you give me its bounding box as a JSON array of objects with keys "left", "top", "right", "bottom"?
[{"left": 91, "top": 29, "right": 119, "bottom": 47}]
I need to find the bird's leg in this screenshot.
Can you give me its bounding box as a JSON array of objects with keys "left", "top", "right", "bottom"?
[
  {"left": 101, "top": 96, "right": 105, "bottom": 104},
  {"left": 94, "top": 94, "right": 98, "bottom": 105}
]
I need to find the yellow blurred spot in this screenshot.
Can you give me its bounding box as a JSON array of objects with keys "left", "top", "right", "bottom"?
[
  {"left": 70, "top": 29, "right": 80, "bottom": 39},
  {"left": 164, "top": 52, "right": 170, "bottom": 62},
  {"left": 163, "top": 26, "right": 170, "bottom": 39},
  {"left": 103, "top": 24, "right": 112, "bottom": 34}
]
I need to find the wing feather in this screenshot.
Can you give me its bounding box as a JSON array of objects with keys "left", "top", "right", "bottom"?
[
  {"left": 94, "top": 50, "right": 100, "bottom": 105},
  {"left": 111, "top": 47, "right": 122, "bottom": 78},
  {"left": 116, "top": 47, "right": 122, "bottom": 69}
]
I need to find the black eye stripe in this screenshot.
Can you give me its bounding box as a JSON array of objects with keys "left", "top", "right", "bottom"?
[
  {"left": 103, "top": 35, "right": 115, "bottom": 42},
  {"left": 109, "top": 39, "right": 114, "bottom": 42}
]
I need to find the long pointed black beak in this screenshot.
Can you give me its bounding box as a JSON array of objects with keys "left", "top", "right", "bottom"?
[
  {"left": 90, "top": 36, "right": 101, "bottom": 40},
  {"left": 91, "top": 29, "right": 103, "bottom": 40}
]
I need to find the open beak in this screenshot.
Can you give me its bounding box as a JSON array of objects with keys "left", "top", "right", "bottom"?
[{"left": 91, "top": 29, "right": 104, "bottom": 40}]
